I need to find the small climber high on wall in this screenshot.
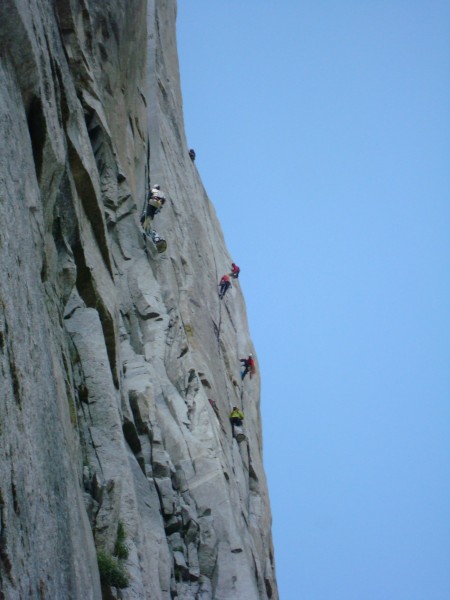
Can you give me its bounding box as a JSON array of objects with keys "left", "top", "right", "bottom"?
[
  {"left": 230, "top": 263, "right": 240, "bottom": 279},
  {"left": 240, "top": 354, "right": 255, "bottom": 380}
]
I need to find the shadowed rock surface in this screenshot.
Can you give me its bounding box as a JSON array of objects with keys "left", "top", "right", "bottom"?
[{"left": 0, "top": 1, "right": 277, "bottom": 598}]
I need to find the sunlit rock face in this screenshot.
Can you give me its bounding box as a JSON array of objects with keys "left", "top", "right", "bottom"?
[{"left": 0, "top": 1, "right": 277, "bottom": 598}]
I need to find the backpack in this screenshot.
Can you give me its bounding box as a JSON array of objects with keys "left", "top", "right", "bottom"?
[{"left": 150, "top": 230, "right": 167, "bottom": 253}]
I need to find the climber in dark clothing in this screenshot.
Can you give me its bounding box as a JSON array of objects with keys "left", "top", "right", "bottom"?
[
  {"left": 230, "top": 263, "right": 240, "bottom": 279},
  {"left": 218, "top": 274, "right": 231, "bottom": 299},
  {"left": 189, "top": 149, "right": 196, "bottom": 161},
  {"left": 240, "top": 354, "right": 255, "bottom": 380},
  {"left": 229, "top": 407, "right": 244, "bottom": 428}
]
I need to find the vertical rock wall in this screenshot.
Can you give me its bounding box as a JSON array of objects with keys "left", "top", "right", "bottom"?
[{"left": 0, "top": 1, "right": 277, "bottom": 598}]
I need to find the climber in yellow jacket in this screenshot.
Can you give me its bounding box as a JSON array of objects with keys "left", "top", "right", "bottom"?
[{"left": 229, "top": 407, "right": 244, "bottom": 427}]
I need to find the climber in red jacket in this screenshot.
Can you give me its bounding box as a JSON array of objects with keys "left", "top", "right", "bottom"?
[
  {"left": 218, "top": 274, "right": 231, "bottom": 299},
  {"left": 240, "top": 354, "right": 255, "bottom": 380},
  {"left": 230, "top": 263, "right": 240, "bottom": 279}
]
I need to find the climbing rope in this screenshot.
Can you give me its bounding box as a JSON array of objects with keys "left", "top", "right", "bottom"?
[
  {"left": 211, "top": 252, "right": 223, "bottom": 341},
  {"left": 210, "top": 254, "right": 243, "bottom": 423},
  {"left": 142, "top": 140, "right": 150, "bottom": 219},
  {"left": 207, "top": 239, "right": 245, "bottom": 432},
  {"left": 217, "top": 295, "right": 222, "bottom": 340},
  {"left": 141, "top": 139, "right": 154, "bottom": 255}
]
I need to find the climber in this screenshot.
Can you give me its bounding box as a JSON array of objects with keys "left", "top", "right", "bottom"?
[
  {"left": 240, "top": 354, "right": 255, "bottom": 380},
  {"left": 230, "top": 263, "right": 240, "bottom": 279},
  {"left": 141, "top": 184, "right": 166, "bottom": 232},
  {"left": 147, "top": 184, "right": 166, "bottom": 218},
  {"left": 229, "top": 407, "right": 244, "bottom": 435},
  {"left": 189, "top": 148, "right": 196, "bottom": 161},
  {"left": 150, "top": 184, "right": 165, "bottom": 201},
  {"left": 218, "top": 274, "right": 231, "bottom": 300}
]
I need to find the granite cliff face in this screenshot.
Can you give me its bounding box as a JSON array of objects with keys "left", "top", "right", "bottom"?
[{"left": 0, "top": 1, "right": 277, "bottom": 598}]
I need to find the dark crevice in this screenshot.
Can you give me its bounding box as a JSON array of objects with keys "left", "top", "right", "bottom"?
[
  {"left": 73, "top": 241, "right": 96, "bottom": 306},
  {"left": 54, "top": 62, "right": 70, "bottom": 127},
  {"left": 98, "top": 42, "right": 108, "bottom": 62},
  {"left": 142, "top": 312, "right": 161, "bottom": 321},
  {"left": 212, "top": 319, "right": 219, "bottom": 341},
  {"left": 52, "top": 217, "right": 64, "bottom": 252},
  {"left": 40, "top": 256, "right": 48, "bottom": 283},
  {"left": 249, "top": 463, "right": 259, "bottom": 484},
  {"left": 252, "top": 556, "right": 260, "bottom": 584},
  {"left": 122, "top": 418, "right": 142, "bottom": 455},
  {"left": 72, "top": 241, "right": 118, "bottom": 387},
  {"left": 265, "top": 577, "right": 273, "bottom": 598},
  {"left": 54, "top": 172, "right": 78, "bottom": 248},
  {"left": 67, "top": 137, "right": 113, "bottom": 276},
  {"left": 177, "top": 347, "right": 188, "bottom": 359},
  {"left": 8, "top": 354, "right": 21, "bottom": 408},
  {"left": 81, "top": 7, "right": 93, "bottom": 52},
  {"left": 153, "top": 477, "right": 165, "bottom": 515},
  {"left": 10, "top": 483, "right": 19, "bottom": 516},
  {"left": 78, "top": 384, "right": 89, "bottom": 404},
  {"left": 129, "top": 392, "right": 147, "bottom": 435},
  {"left": 26, "top": 97, "right": 46, "bottom": 182},
  {"left": 97, "top": 303, "right": 117, "bottom": 387},
  {"left": 0, "top": 490, "right": 12, "bottom": 578}
]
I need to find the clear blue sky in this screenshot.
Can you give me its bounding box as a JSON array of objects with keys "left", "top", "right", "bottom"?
[{"left": 177, "top": 2, "right": 450, "bottom": 599}]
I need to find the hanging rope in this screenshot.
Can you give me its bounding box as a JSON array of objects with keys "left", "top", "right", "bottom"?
[
  {"left": 142, "top": 138, "right": 150, "bottom": 218},
  {"left": 217, "top": 296, "right": 222, "bottom": 340},
  {"left": 211, "top": 251, "right": 222, "bottom": 342},
  {"left": 141, "top": 138, "right": 151, "bottom": 254}
]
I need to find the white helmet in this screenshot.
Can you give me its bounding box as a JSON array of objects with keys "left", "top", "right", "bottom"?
[
  {"left": 249, "top": 353, "right": 253, "bottom": 357},
  {"left": 153, "top": 184, "right": 160, "bottom": 190}
]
